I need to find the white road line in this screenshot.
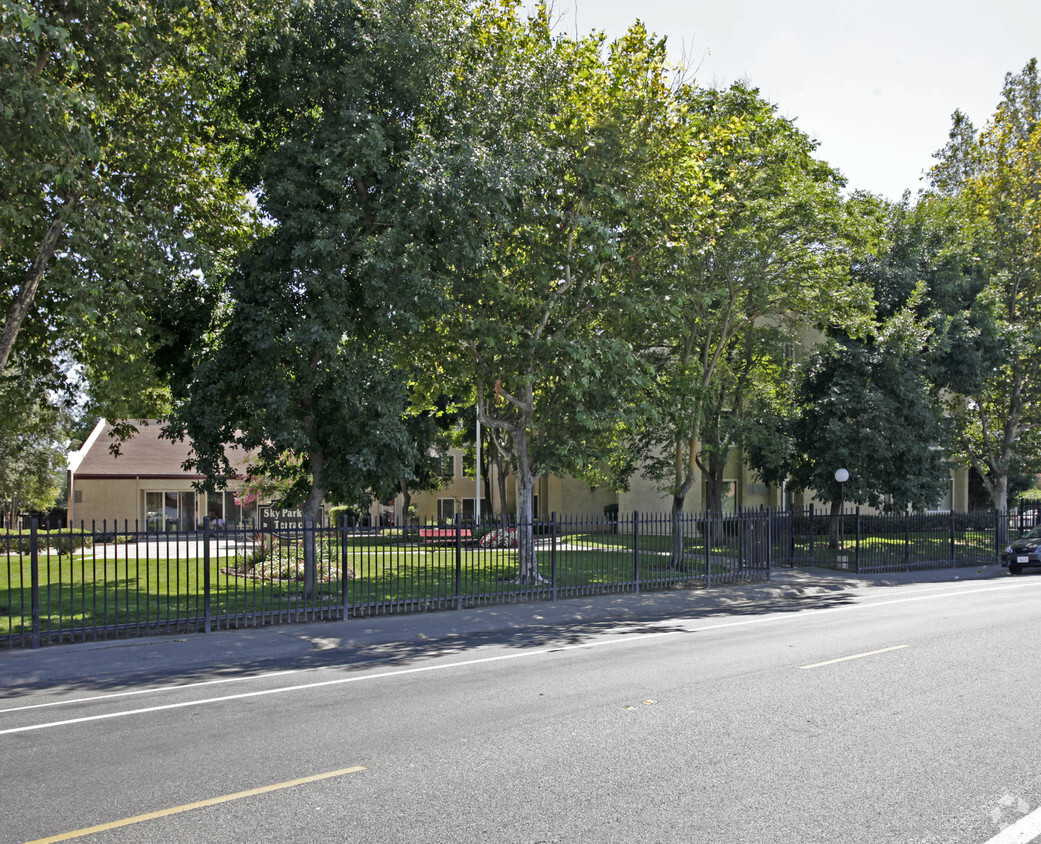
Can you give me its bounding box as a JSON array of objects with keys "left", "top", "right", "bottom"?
[
  {"left": 0, "top": 630, "right": 688, "bottom": 736},
  {"left": 0, "top": 669, "right": 305, "bottom": 715},
  {"left": 984, "top": 806, "right": 1041, "bottom": 844},
  {"left": 800, "top": 644, "right": 909, "bottom": 670},
  {"left": 3, "top": 577, "right": 1039, "bottom": 730}
]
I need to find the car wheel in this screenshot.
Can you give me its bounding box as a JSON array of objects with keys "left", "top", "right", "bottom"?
[{"left": 1010, "top": 564, "right": 1023, "bottom": 575}]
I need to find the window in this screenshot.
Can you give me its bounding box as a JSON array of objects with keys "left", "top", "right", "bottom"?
[
  {"left": 437, "top": 498, "right": 456, "bottom": 523},
  {"left": 205, "top": 491, "right": 258, "bottom": 528},
  {"left": 462, "top": 498, "right": 477, "bottom": 522},
  {"left": 927, "top": 478, "right": 955, "bottom": 513},
  {"left": 704, "top": 480, "right": 738, "bottom": 514},
  {"left": 144, "top": 491, "right": 196, "bottom": 532}
]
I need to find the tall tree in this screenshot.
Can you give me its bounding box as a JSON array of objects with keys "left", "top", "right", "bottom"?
[
  {"left": 750, "top": 195, "right": 997, "bottom": 535},
  {"left": 0, "top": 0, "right": 259, "bottom": 422},
  {"left": 930, "top": 60, "right": 1041, "bottom": 512},
  {"left": 783, "top": 330, "right": 951, "bottom": 545},
  {"left": 427, "top": 10, "right": 687, "bottom": 581},
  {"left": 633, "top": 83, "right": 863, "bottom": 563},
  {"left": 167, "top": 0, "right": 482, "bottom": 595}
]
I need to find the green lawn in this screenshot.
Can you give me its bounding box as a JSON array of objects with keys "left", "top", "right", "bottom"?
[
  {"left": 790, "top": 529, "right": 997, "bottom": 568},
  {"left": 1, "top": 532, "right": 737, "bottom": 639}
]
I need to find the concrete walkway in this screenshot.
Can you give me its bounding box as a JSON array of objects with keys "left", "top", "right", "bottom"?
[{"left": 0, "top": 563, "right": 1008, "bottom": 693}]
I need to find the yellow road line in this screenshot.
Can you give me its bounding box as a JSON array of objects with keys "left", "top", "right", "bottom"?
[
  {"left": 24, "top": 766, "right": 366, "bottom": 844},
  {"left": 800, "top": 644, "right": 909, "bottom": 670}
]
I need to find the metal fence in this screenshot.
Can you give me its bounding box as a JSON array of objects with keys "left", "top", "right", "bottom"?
[
  {"left": 781, "top": 506, "right": 1012, "bottom": 572},
  {"left": 0, "top": 506, "right": 1020, "bottom": 649}
]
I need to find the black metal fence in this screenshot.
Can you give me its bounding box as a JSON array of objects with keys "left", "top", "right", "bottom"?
[
  {"left": 0, "top": 506, "right": 1022, "bottom": 649},
  {"left": 782, "top": 506, "right": 1011, "bottom": 573}
]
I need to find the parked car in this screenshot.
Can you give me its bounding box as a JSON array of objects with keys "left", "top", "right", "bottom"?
[{"left": 1002, "top": 525, "right": 1041, "bottom": 574}]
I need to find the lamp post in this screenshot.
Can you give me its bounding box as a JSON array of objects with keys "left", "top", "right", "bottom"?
[{"left": 834, "top": 468, "right": 849, "bottom": 551}]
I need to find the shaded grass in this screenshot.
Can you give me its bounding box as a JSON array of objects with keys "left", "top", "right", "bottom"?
[{"left": 790, "top": 529, "right": 997, "bottom": 569}]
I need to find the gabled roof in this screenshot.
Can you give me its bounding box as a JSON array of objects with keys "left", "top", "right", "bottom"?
[{"left": 69, "top": 420, "right": 245, "bottom": 481}]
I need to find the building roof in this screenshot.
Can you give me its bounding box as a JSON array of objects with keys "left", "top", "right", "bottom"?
[{"left": 69, "top": 420, "right": 245, "bottom": 480}]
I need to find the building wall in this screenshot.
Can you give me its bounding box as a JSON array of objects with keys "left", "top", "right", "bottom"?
[
  {"left": 69, "top": 477, "right": 142, "bottom": 528},
  {"left": 69, "top": 477, "right": 260, "bottom": 530},
  {"left": 406, "top": 449, "right": 618, "bottom": 523}
]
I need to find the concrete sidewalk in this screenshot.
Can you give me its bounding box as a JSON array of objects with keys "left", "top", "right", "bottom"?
[{"left": 0, "top": 564, "right": 1008, "bottom": 693}]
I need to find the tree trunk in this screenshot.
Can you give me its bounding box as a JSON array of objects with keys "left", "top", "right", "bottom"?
[
  {"left": 989, "top": 472, "right": 1009, "bottom": 515},
  {"left": 991, "top": 472, "right": 1010, "bottom": 548},
  {"left": 398, "top": 475, "right": 413, "bottom": 524},
  {"left": 512, "top": 433, "right": 543, "bottom": 584},
  {"left": 486, "top": 428, "right": 510, "bottom": 521},
  {"left": 0, "top": 196, "right": 78, "bottom": 373},
  {"left": 828, "top": 497, "right": 843, "bottom": 550},
  {"left": 669, "top": 492, "right": 687, "bottom": 569},
  {"left": 478, "top": 437, "right": 492, "bottom": 519},
  {"left": 300, "top": 454, "right": 326, "bottom": 599},
  {"left": 496, "top": 460, "right": 509, "bottom": 523}
]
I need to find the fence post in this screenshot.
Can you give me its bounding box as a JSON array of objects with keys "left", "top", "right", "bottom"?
[
  {"left": 808, "top": 504, "right": 815, "bottom": 567},
  {"left": 904, "top": 510, "right": 911, "bottom": 571},
  {"left": 454, "top": 513, "right": 463, "bottom": 610},
  {"left": 203, "top": 517, "right": 211, "bottom": 634},
  {"left": 705, "top": 510, "right": 712, "bottom": 588},
  {"left": 854, "top": 507, "right": 861, "bottom": 574},
  {"left": 737, "top": 505, "right": 745, "bottom": 571},
  {"left": 950, "top": 508, "right": 956, "bottom": 568},
  {"left": 551, "top": 512, "right": 558, "bottom": 601},
  {"left": 341, "top": 514, "right": 350, "bottom": 615},
  {"left": 788, "top": 508, "right": 795, "bottom": 568},
  {"left": 766, "top": 508, "right": 773, "bottom": 581},
  {"left": 632, "top": 511, "right": 640, "bottom": 593},
  {"left": 30, "top": 518, "right": 40, "bottom": 649}
]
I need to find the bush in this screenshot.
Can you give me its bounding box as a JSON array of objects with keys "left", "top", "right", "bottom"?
[
  {"left": 1, "top": 532, "right": 95, "bottom": 555},
  {"left": 1, "top": 534, "right": 33, "bottom": 555},
  {"left": 50, "top": 533, "right": 94, "bottom": 555}
]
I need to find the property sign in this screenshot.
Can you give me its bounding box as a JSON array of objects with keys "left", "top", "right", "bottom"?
[{"left": 259, "top": 506, "right": 325, "bottom": 531}]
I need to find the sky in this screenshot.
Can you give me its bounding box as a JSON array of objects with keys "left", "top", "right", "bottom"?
[{"left": 534, "top": 0, "right": 1040, "bottom": 201}]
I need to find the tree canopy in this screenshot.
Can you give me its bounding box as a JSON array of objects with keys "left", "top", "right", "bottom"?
[
  {"left": 166, "top": 0, "right": 488, "bottom": 593},
  {"left": 0, "top": 0, "right": 261, "bottom": 426},
  {"left": 419, "top": 8, "right": 690, "bottom": 580},
  {"left": 928, "top": 59, "right": 1041, "bottom": 511}
]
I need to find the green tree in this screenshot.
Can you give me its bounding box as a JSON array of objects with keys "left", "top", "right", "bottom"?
[
  {"left": 634, "top": 83, "right": 863, "bottom": 562},
  {"left": 930, "top": 59, "right": 1041, "bottom": 512},
  {"left": 168, "top": 0, "right": 480, "bottom": 595},
  {"left": 751, "top": 195, "right": 997, "bottom": 538},
  {"left": 783, "top": 331, "right": 951, "bottom": 546},
  {"left": 428, "top": 10, "right": 686, "bottom": 581},
  {"left": 0, "top": 0, "right": 259, "bottom": 424},
  {"left": 0, "top": 375, "right": 68, "bottom": 527}
]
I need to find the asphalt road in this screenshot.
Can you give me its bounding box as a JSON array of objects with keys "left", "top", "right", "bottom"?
[{"left": 4, "top": 574, "right": 1041, "bottom": 843}]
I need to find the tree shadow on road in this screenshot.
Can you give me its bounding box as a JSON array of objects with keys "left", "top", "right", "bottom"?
[{"left": 0, "top": 587, "right": 859, "bottom": 698}]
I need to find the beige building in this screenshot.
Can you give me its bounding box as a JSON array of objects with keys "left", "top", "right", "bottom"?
[
  {"left": 405, "top": 449, "right": 617, "bottom": 524},
  {"left": 67, "top": 419, "right": 970, "bottom": 530},
  {"left": 618, "top": 452, "right": 968, "bottom": 517},
  {"left": 67, "top": 421, "right": 256, "bottom": 530}
]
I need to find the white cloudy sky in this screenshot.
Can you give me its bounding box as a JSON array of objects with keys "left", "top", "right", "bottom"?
[{"left": 535, "top": 0, "right": 1039, "bottom": 200}]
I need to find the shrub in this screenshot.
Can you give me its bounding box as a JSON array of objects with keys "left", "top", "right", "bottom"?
[
  {"left": 50, "top": 534, "right": 94, "bottom": 555},
  {"left": 1, "top": 532, "right": 95, "bottom": 555}
]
